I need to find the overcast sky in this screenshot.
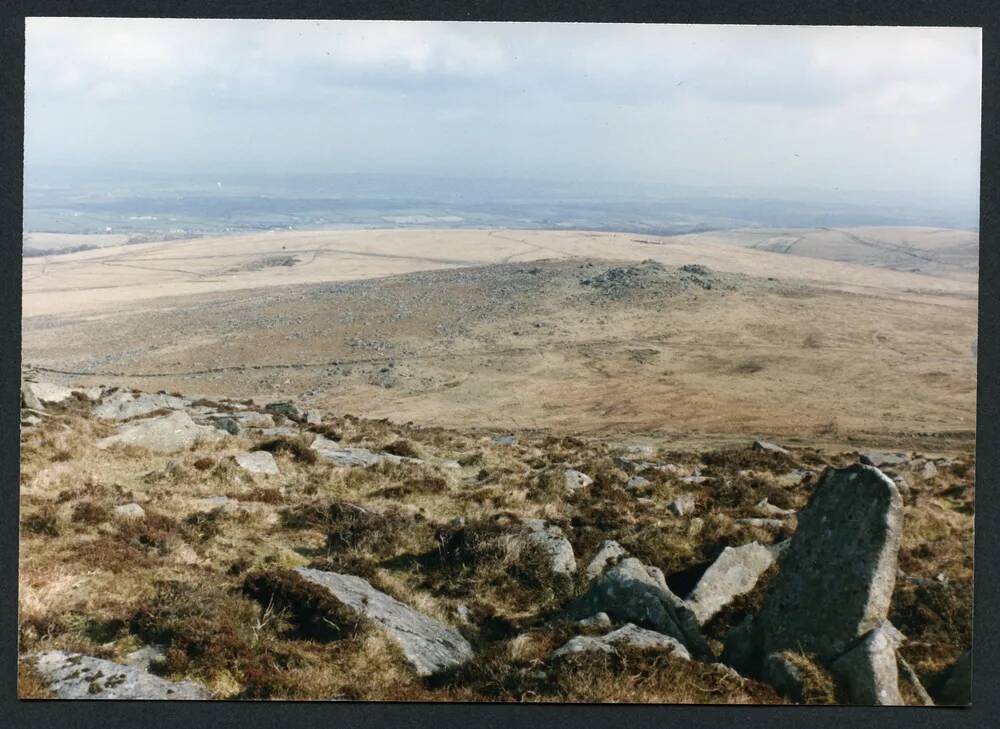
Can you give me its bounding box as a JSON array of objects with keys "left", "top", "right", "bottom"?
[{"left": 25, "top": 19, "right": 982, "bottom": 201}]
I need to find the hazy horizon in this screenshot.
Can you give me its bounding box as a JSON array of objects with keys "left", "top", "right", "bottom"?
[{"left": 26, "top": 19, "right": 982, "bottom": 209}]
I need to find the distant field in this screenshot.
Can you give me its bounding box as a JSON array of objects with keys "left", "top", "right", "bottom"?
[{"left": 22, "top": 232, "right": 130, "bottom": 255}]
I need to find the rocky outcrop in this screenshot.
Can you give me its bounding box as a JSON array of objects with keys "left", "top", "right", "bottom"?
[
  {"left": 553, "top": 623, "right": 691, "bottom": 661},
  {"left": 564, "top": 557, "right": 710, "bottom": 660},
  {"left": 33, "top": 651, "right": 211, "bottom": 699},
  {"left": 293, "top": 568, "right": 473, "bottom": 676},
  {"left": 24, "top": 380, "right": 75, "bottom": 405},
  {"left": 94, "top": 391, "right": 189, "bottom": 420},
  {"left": 686, "top": 542, "right": 775, "bottom": 625},
  {"left": 96, "top": 410, "right": 225, "bottom": 453},
  {"left": 310, "top": 435, "right": 418, "bottom": 467}
]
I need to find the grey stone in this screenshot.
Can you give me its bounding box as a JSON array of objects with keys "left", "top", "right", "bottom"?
[
  {"left": 680, "top": 476, "right": 709, "bottom": 485},
  {"left": 578, "top": 612, "right": 613, "bottom": 629},
  {"left": 584, "top": 540, "right": 628, "bottom": 580},
  {"left": 123, "top": 645, "right": 167, "bottom": 671},
  {"left": 667, "top": 493, "right": 696, "bottom": 516},
  {"left": 25, "top": 381, "right": 75, "bottom": 405},
  {"left": 626, "top": 476, "right": 651, "bottom": 490},
  {"left": 563, "top": 557, "right": 711, "bottom": 660},
  {"left": 735, "top": 517, "right": 785, "bottom": 529},
  {"left": 310, "top": 435, "right": 413, "bottom": 467},
  {"left": 21, "top": 379, "right": 44, "bottom": 411},
  {"left": 753, "top": 440, "right": 790, "bottom": 455},
  {"left": 859, "top": 452, "right": 909, "bottom": 468},
  {"left": 774, "top": 470, "right": 810, "bottom": 487},
  {"left": 829, "top": 622, "right": 904, "bottom": 705},
  {"left": 254, "top": 426, "right": 301, "bottom": 438},
  {"left": 94, "top": 391, "right": 189, "bottom": 420},
  {"left": 756, "top": 464, "right": 903, "bottom": 662},
  {"left": 33, "top": 650, "right": 211, "bottom": 699},
  {"left": 918, "top": 461, "right": 938, "bottom": 480},
  {"left": 305, "top": 410, "right": 323, "bottom": 425},
  {"left": 492, "top": 434, "right": 516, "bottom": 446},
  {"left": 519, "top": 519, "right": 576, "bottom": 575},
  {"left": 755, "top": 497, "right": 795, "bottom": 517},
  {"left": 937, "top": 650, "right": 971, "bottom": 706},
  {"left": 721, "top": 614, "right": 757, "bottom": 675},
  {"left": 553, "top": 623, "right": 691, "bottom": 660},
  {"left": 114, "top": 503, "right": 146, "bottom": 521},
  {"left": 686, "top": 542, "right": 775, "bottom": 624},
  {"left": 624, "top": 444, "right": 655, "bottom": 455},
  {"left": 294, "top": 568, "right": 474, "bottom": 676},
  {"left": 22, "top": 414, "right": 42, "bottom": 428},
  {"left": 235, "top": 451, "right": 280, "bottom": 475},
  {"left": 97, "top": 410, "right": 225, "bottom": 454},
  {"left": 564, "top": 469, "right": 594, "bottom": 491},
  {"left": 210, "top": 417, "right": 241, "bottom": 435}
]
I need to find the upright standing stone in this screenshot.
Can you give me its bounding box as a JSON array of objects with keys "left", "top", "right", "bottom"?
[{"left": 755, "top": 464, "right": 903, "bottom": 662}]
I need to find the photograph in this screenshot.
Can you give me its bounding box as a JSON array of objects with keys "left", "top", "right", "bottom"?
[{"left": 17, "top": 18, "right": 979, "bottom": 705}]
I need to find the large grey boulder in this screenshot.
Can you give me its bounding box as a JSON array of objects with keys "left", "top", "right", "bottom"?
[
  {"left": 94, "top": 391, "right": 189, "bottom": 420},
  {"left": 235, "top": 451, "right": 280, "bottom": 475},
  {"left": 563, "top": 557, "right": 711, "bottom": 659},
  {"left": 829, "top": 622, "right": 905, "bottom": 705},
  {"left": 937, "top": 650, "right": 971, "bottom": 706},
  {"left": 584, "top": 540, "right": 628, "bottom": 580},
  {"left": 553, "top": 623, "right": 691, "bottom": 661},
  {"left": 33, "top": 651, "right": 211, "bottom": 699},
  {"left": 96, "top": 410, "right": 225, "bottom": 454},
  {"left": 519, "top": 519, "right": 577, "bottom": 576},
  {"left": 686, "top": 542, "right": 775, "bottom": 624},
  {"left": 755, "top": 464, "right": 903, "bottom": 663},
  {"left": 294, "top": 568, "right": 473, "bottom": 676}
]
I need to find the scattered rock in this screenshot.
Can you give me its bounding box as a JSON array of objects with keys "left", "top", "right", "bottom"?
[
  {"left": 33, "top": 650, "right": 211, "bottom": 699},
  {"left": 755, "top": 497, "right": 795, "bottom": 517},
  {"left": 492, "top": 434, "right": 516, "bottom": 446},
  {"left": 553, "top": 623, "right": 691, "bottom": 661},
  {"left": 123, "top": 645, "right": 167, "bottom": 671},
  {"left": 254, "top": 426, "right": 301, "bottom": 438},
  {"left": 625, "top": 476, "right": 650, "bottom": 490},
  {"left": 113, "top": 503, "right": 146, "bottom": 521},
  {"left": 564, "top": 469, "right": 593, "bottom": 491},
  {"left": 773, "top": 470, "right": 810, "bottom": 487},
  {"left": 21, "top": 379, "right": 44, "bottom": 411},
  {"left": 859, "top": 452, "right": 909, "bottom": 468},
  {"left": 293, "top": 568, "right": 474, "bottom": 676},
  {"left": 680, "top": 475, "right": 709, "bottom": 485},
  {"left": 937, "top": 650, "right": 971, "bottom": 706},
  {"left": 667, "top": 493, "right": 696, "bottom": 516},
  {"left": 235, "top": 451, "right": 280, "bottom": 475},
  {"left": 305, "top": 410, "right": 323, "bottom": 425},
  {"left": 624, "top": 445, "right": 655, "bottom": 455},
  {"left": 753, "top": 440, "right": 789, "bottom": 455},
  {"left": 96, "top": 411, "right": 225, "bottom": 454},
  {"left": 310, "top": 435, "right": 398, "bottom": 467},
  {"left": 686, "top": 541, "right": 776, "bottom": 625},
  {"left": 519, "top": 519, "right": 577, "bottom": 575},
  {"left": 584, "top": 540, "right": 628, "bottom": 580},
  {"left": 918, "top": 460, "right": 938, "bottom": 480},
  {"left": 735, "top": 517, "right": 785, "bottom": 529},
  {"left": 578, "top": 612, "right": 613, "bottom": 629},
  {"left": 564, "top": 557, "right": 711, "bottom": 659},
  {"left": 829, "top": 622, "right": 904, "bottom": 705},
  {"left": 94, "top": 391, "right": 189, "bottom": 420}
]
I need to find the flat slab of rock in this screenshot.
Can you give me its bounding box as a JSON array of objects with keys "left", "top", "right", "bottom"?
[
  {"left": 860, "top": 452, "right": 909, "bottom": 468},
  {"left": 94, "top": 391, "right": 189, "bottom": 420},
  {"left": 564, "top": 557, "right": 710, "bottom": 659},
  {"left": 753, "top": 440, "right": 790, "bottom": 455},
  {"left": 756, "top": 464, "right": 903, "bottom": 662},
  {"left": 686, "top": 541, "right": 775, "bottom": 624},
  {"left": 97, "top": 410, "right": 225, "bottom": 454},
  {"left": 310, "top": 435, "right": 414, "bottom": 467},
  {"left": 294, "top": 568, "right": 473, "bottom": 676},
  {"left": 235, "top": 451, "right": 280, "bottom": 475},
  {"left": 33, "top": 650, "right": 210, "bottom": 699},
  {"left": 553, "top": 623, "right": 691, "bottom": 660}
]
